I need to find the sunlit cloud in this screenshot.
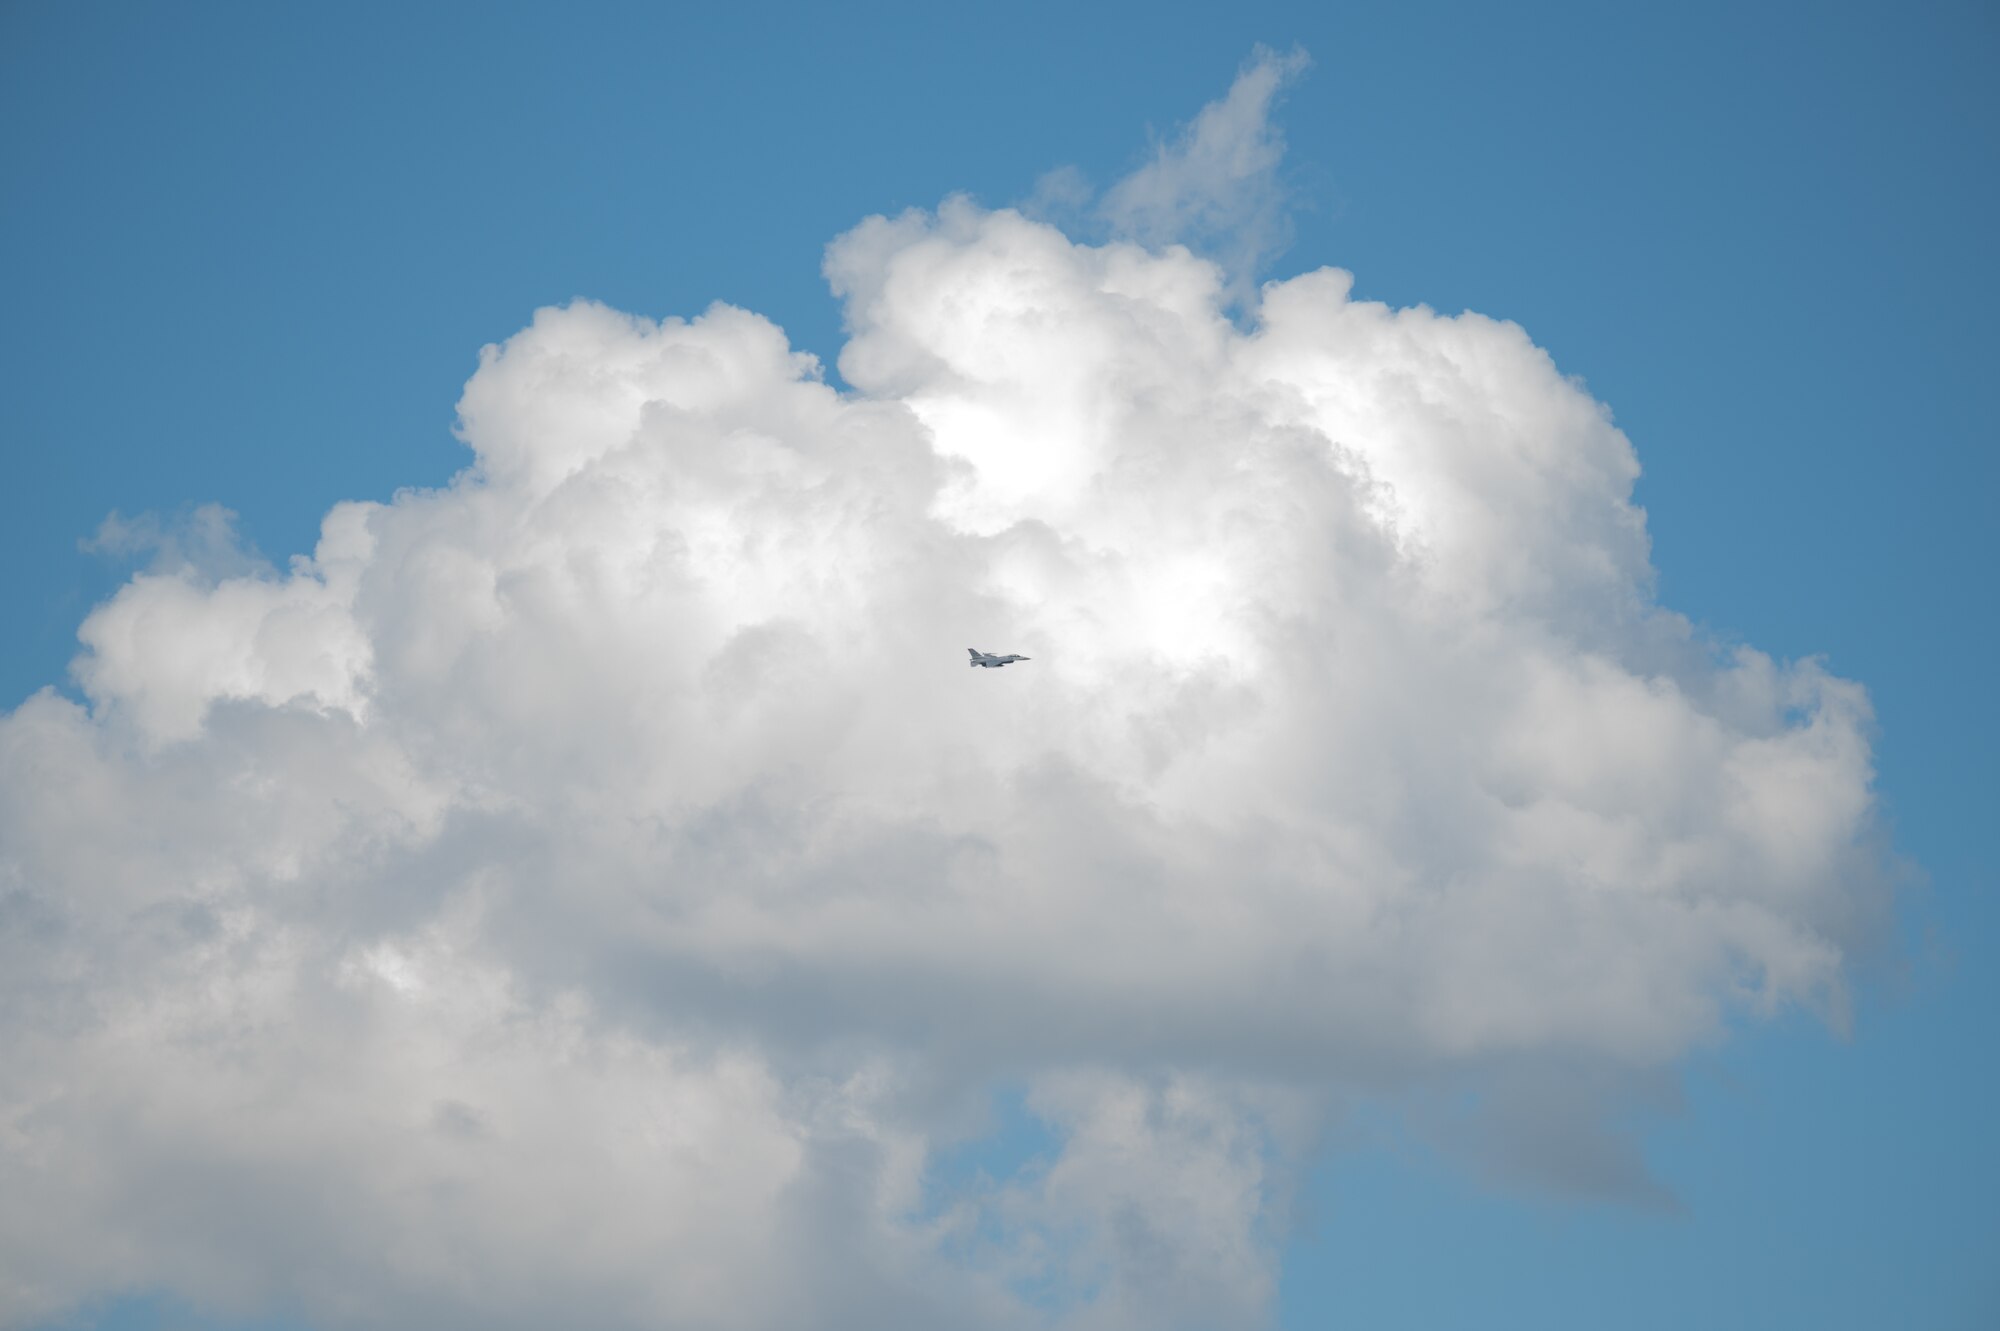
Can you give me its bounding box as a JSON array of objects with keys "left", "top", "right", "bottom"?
[{"left": 0, "top": 52, "right": 1890, "bottom": 1331}]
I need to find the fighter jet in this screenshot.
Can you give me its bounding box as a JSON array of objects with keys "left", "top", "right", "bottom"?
[{"left": 968, "top": 648, "right": 1031, "bottom": 668}]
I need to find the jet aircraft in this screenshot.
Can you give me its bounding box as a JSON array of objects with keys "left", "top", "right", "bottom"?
[{"left": 968, "top": 648, "right": 1031, "bottom": 668}]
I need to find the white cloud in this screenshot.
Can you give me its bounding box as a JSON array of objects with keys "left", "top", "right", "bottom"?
[
  {"left": 0, "top": 61, "right": 1891, "bottom": 1331},
  {"left": 1100, "top": 45, "right": 1310, "bottom": 302}
]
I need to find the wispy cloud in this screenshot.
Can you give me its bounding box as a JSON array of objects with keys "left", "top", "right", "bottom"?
[{"left": 1100, "top": 45, "right": 1311, "bottom": 302}]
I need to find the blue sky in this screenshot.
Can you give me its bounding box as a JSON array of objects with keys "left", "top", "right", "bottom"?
[{"left": 3, "top": 2, "right": 1995, "bottom": 1328}]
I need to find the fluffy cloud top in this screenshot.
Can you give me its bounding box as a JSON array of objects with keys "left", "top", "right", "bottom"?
[{"left": 0, "top": 55, "right": 1888, "bottom": 1331}]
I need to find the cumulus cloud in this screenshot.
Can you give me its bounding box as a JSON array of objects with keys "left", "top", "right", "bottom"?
[{"left": 0, "top": 60, "right": 1890, "bottom": 1330}]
